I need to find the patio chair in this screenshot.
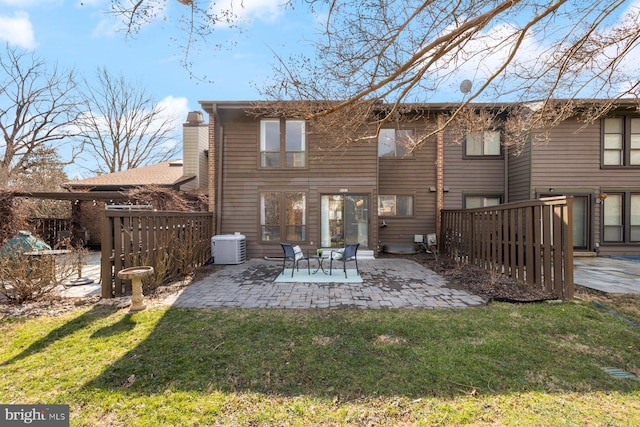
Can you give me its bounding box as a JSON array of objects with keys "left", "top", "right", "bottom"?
[
  {"left": 329, "top": 243, "right": 359, "bottom": 278},
  {"left": 280, "top": 243, "right": 310, "bottom": 277}
]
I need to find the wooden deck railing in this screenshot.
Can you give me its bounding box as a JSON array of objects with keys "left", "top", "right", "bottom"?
[
  {"left": 101, "top": 210, "right": 213, "bottom": 298},
  {"left": 440, "top": 196, "right": 574, "bottom": 300}
]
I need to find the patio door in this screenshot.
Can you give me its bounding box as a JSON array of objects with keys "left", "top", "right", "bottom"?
[
  {"left": 320, "top": 195, "right": 369, "bottom": 248},
  {"left": 572, "top": 195, "right": 589, "bottom": 250},
  {"left": 542, "top": 193, "right": 590, "bottom": 250}
]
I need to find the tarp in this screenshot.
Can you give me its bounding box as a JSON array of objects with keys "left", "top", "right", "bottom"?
[{"left": 0, "top": 230, "right": 52, "bottom": 257}]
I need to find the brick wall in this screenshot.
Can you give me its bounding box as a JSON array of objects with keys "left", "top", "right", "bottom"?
[{"left": 79, "top": 200, "right": 105, "bottom": 247}]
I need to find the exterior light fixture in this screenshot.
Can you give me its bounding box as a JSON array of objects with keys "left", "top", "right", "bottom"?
[{"left": 596, "top": 193, "right": 608, "bottom": 204}]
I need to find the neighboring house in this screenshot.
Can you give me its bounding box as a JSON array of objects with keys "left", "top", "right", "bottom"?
[
  {"left": 200, "top": 100, "right": 640, "bottom": 259},
  {"left": 64, "top": 111, "right": 209, "bottom": 247},
  {"left": 507, "top": 107, "right": 640, "bottom": 256}
]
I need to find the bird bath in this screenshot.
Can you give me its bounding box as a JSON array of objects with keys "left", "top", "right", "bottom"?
[{"left": 117, "top": 266, "right": 154, "bottom": 312}]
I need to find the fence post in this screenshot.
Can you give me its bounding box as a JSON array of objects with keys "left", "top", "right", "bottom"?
[
  {"left": 563, "top": 197, "right": 574, "bottom": 299},
  {"left": 101, "top": 211, "right": 113, "bottom": 298}
]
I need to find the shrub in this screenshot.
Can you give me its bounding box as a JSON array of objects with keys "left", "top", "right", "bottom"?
[{"left": 0, "top": 250, "right": 77, "bottom": 303}]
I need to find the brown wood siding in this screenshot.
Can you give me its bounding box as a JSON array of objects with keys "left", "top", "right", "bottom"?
[
  {"left": 216, "top": 110, "right": 378, "bottom": 259},
  {"left": 507, "top": 140, "right": 532, "bottom": 202},
  {"left": 378, "top": 125, "right": 438, "bottom": 248},
  {"left": 442, "top": 133, "right": 505, "bottom": 210},
  {"left": 531, "top": 118, "right": 640, "bottom": 255}
]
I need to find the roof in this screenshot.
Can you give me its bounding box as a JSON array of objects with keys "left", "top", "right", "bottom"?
[
  {"left": 65, "top": 160, "right": 195, "bottom": 191},
  {"left": 200, "top": 98, "right": 640, "bottom": 115}
]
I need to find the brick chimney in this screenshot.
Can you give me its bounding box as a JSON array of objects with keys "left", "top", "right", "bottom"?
[{"left": 181, "top": 111, "right": 208, "bottom": 192}]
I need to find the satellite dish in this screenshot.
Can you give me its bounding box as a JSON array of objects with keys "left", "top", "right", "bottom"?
[{"left": 459, "top": 79, "right": 472, "bottom": 94}]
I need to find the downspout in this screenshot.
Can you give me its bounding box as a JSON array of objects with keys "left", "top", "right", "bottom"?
[
  {"left": 216, "top": 124, "right": 224, "bottom": 234},
  {"left": 436, "top": 113, "right": 444, "bottom": 238},
  {"left": 207, "top": 105, "right": 218, "bottom": 236},
  {"left": 504, "top": 144, "right": 509, "bottom": 203}
]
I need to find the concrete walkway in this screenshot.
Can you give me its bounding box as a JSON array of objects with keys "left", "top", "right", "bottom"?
[
  {"left": 165, "top": 258, "right": 486, "bottom": 309},
  {"left": 574, "top": 257, "right": 640, "bottom": 294}
]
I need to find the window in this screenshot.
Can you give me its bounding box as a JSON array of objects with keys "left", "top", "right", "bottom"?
[
  {"left": 465, "top": 130, "right": 501, "bottom": 157},
  {"left": 260, "top": 119, "right": 306, "bottom": 168},
  {"left": 602, "top": 116, "right": 640, "bottom": 167},
  {"left": 602, "top": 192, "right": 640, "bottom": 243},
  {"left": 378, "top": 129, "right": 414, "bottom": 158},
  {"left": 260, "top": 191, "right": 306, "bottom": 242},
  {"left": 464, "top": 195, "right": 502, "bottom": 209},
  {"left": 378, "top": 195, "right": 414, "bottom": 216}
]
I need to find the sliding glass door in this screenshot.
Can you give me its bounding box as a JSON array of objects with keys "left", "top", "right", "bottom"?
[{"left": 320, "top": 195, "right": 369, "bottom": 248}]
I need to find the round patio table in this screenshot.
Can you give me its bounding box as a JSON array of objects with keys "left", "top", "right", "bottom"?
[{"left": 311, "top": 255, "right": 328, "bottom": 274}]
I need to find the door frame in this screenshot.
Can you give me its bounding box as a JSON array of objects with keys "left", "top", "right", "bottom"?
[{"left": 319, "top": 193, "right": 371, "bottom": 249}]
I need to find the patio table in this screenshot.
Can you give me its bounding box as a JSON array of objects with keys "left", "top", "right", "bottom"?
[{"left": 311, "top": 255, "right": 329, "bottom": 274}]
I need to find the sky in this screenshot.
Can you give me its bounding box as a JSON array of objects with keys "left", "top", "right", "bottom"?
[
  {"left": 0, "top": 0, "right": 319, "bottom": 178},
  {"left": 1, "top": 0, "right": 639, "bottom": 179}
]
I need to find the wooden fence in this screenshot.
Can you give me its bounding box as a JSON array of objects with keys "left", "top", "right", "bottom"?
[
  {"left": 101, "top": 210, "right": 213, "bottom": 298},
  {"left": 28, "top": 218, "right": 71, "bottom": 247},
  {"left": 440, "top": 196, "right": 574, "bottom": 300}
]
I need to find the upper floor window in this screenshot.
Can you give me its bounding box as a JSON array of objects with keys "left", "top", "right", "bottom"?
[
  {"left": 602, "top": 116, "right": 640, "bottom": 167},
  {"left": 464, "top": 195, "right": 502, "bottom": 209},
  {"left": 378, "top": 195, "right": 414, "bottom": 216},
  {"left": 260, "top": 119, "right": 306, "bottom": 168},
  {"left": 378, "top": 129, "right": 414, "bottom": 158},
  {"left": 465, "top": 130, "right": 501, "bottom": 157}
]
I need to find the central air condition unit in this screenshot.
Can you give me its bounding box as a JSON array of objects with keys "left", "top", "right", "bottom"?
[{"left": 211, "top": 234, "right": 246, "bottom": 264}]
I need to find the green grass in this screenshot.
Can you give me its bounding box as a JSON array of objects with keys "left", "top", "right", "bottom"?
[{"left": 1, "top": 295, "right": 639, "bottom": 426}]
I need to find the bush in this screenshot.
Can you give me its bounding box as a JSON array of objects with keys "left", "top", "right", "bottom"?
[{"left": 0, "top": 250, "right": 77, "bottom": 303}]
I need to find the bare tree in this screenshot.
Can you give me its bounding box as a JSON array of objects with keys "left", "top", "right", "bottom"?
[
  {"left": 0, "top": 45, "right": 79, "bottom": 187},
  {"left": 75, "top": 67, "right": 180, "bottom": 175},
  {"left": 261, "top": 0, "right": 640, "bottom": 151},
  {"left": 108, "top": 1, "right": 640, "bottom": 151}
]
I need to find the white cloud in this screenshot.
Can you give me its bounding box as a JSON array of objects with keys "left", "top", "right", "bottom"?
[
  {"left": 158, "top": 95, "right": 190, "bottom": 130},
  {"left": 209, "top": 0, "right": 284, "bottom": 26},
  {"left": 0, "top": 11, "right": 36, "bottom": 49}
]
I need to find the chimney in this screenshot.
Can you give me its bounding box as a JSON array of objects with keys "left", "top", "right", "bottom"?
[{"left": 182, "top": 111, "right": 208, "bottom": 192}]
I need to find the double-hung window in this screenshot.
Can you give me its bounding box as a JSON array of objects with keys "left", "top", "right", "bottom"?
[
  {"left": 260, "top": 119, "right": 306, "bottom": 168},
  {"left": 260, "top": 191, "right": 306, "bottom": 242},
  {"left": 465, "top": 130, "right": 501, "bottom": 157},
  {"left": 464, "top": 195, "right": 502, "bottom": 209},
  {"left": 378, "top": 195, "right": 414, "bottom": 216},
  {"left": 378, "top": 129, "right": 414, "bottom": 158},
  {"left": 602, "top": 116, "right": 640, "bottom": 167},
  {"left": 602, "top": 192, "right": 640, "bottom": 243}
]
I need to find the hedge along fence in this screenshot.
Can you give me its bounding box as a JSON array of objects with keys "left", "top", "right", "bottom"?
[
  {"left": 440, "top": 196, "right": 574, "bottom": 300},
  {"left": 101, "top": 209, "right": 213, "bottom": 298}
]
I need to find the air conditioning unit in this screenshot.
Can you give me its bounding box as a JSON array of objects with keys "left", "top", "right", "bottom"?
[{"left": 211, "top": 234, "right": 246, "bottom": 264}]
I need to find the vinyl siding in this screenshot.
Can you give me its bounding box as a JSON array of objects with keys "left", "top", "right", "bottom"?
[
  {"left": 215, "top": 109, "right": 378, "bottom": 258},
  {"left": 442, "top": 131, "right": 505, "bottom": 210},
  {"left": 530, "top": 117, "right": 640, "bottom": 255},
  {"left": 507, "top": 139, "right": 531, "bottom": 202},
  {"left": 377, "top": 122, "right": 438, "bottom": 248}
]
